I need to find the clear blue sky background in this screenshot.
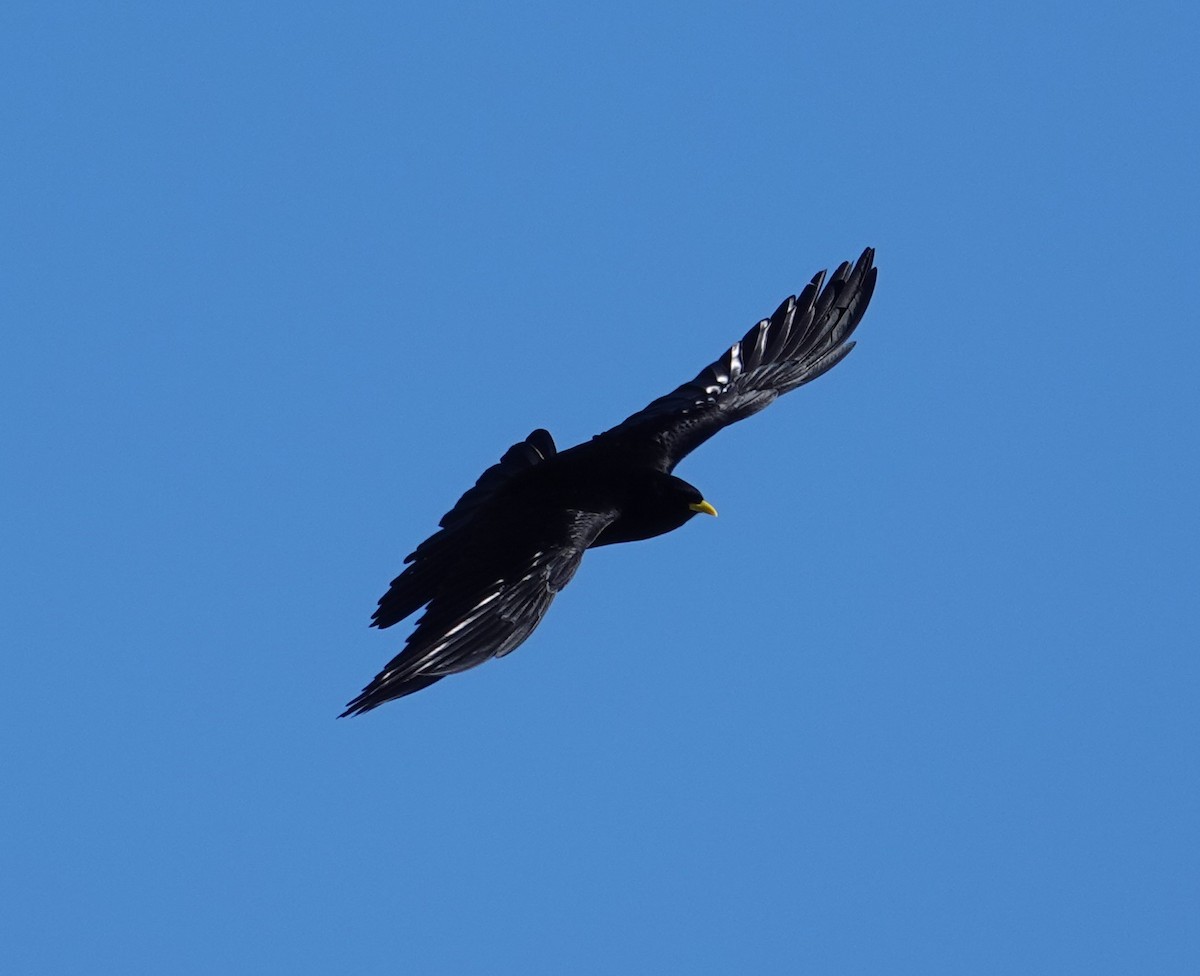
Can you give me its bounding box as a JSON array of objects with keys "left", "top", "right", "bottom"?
[{"left": 3, "top": 2, "right": 1197, "bottom": 973}]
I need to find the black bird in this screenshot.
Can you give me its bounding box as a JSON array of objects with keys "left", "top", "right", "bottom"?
[{"left": 342, "top": 248, "right": 877, "bottom": 716}]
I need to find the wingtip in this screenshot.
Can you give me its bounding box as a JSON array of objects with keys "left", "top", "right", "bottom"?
[
  {"left": 339, "top": 671, "right": 446, "bottom": 717},
  {"left": 339, "top": 689, "right": 383, "bottom": 718}
]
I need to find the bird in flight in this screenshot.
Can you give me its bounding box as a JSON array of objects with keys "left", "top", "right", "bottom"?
[{"left": 342, "top": 248, "right": 877, "bottom": 716}]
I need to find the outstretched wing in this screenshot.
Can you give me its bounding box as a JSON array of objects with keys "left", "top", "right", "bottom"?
[
  {"left": 342, "top": 509, "right": 615, "bottom": 716},
  {"left": 596, "top": 248, "right": 877, "bottom": 471}
]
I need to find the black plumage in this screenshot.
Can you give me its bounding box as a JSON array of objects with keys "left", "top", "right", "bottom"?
[{"left": 341, "top": 248, "right": 877, "bottom": 716}]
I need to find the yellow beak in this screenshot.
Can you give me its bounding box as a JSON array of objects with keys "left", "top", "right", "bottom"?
[{"left": 688, "top": 499, "right": 718, "bottom": 518}]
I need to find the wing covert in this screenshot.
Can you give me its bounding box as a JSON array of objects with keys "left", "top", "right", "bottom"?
[{"left": 371, "top": 429, "right": 556, "bottom": 631}]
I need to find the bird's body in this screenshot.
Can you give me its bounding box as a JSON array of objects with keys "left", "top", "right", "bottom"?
[{"left": 342, "top": 248, "right": 877, "bottom": 716}]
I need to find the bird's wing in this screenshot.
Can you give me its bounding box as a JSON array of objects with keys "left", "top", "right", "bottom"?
[
  {"left": 595, "top": 248, "right": 876, "bottom": 472},
  {"left": 371, "top": 428, "right": 556, "bottom": 630},
  {"left": 341, "top": 509, "right": 615, "bottom": 716}
]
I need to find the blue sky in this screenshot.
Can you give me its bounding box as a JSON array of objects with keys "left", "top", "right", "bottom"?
[{"left": 3, "top": 1, "right": 1197, "bottom": 973}]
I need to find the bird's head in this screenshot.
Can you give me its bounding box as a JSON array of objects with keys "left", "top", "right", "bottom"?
[
  {"left": 590, "top": 472, "right": 717, "bottom": 548},
  {"left": 662, "top": 474, "right": 719, "bottom": 525},
  {"left": 682, "top": 485, "right": 718, "bottom": 519}
]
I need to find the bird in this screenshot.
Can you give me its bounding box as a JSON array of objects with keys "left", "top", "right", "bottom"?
[{"left": 341, "top": 248, "right": 877, "bottom": 716}]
